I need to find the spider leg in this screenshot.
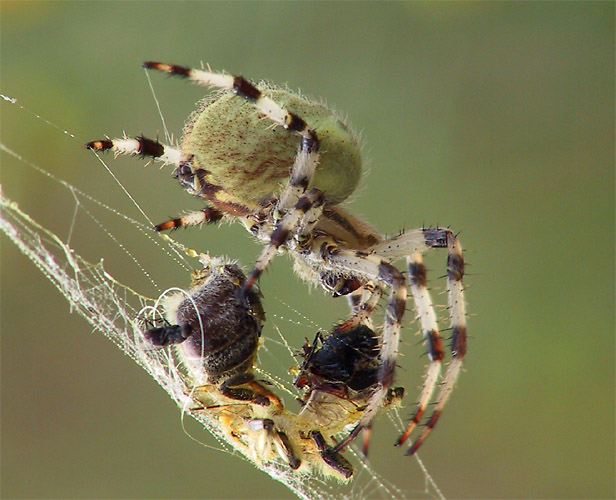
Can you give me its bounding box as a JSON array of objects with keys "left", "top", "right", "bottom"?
[
  {"left": 271, "top": 117, "right": 320, "bottom": 217},
  {"left": 143, "top": 62, "right": 317, "bottom": 141},
  {"left": 153, "top": 208, "right": 223, "bottom": 231},
  {"left": 309, "top": 249, "right": 406, "bottom": 453},
  {"left": 367, "top": 227, "right": 443, "bottom": 258},
  {"left": 405, "top": 233, "right": 467, "bottom": 455},
  {"left": 244, "top": 188, "right": 324, "bottom": 291},
  {"left": 371, "top": 228, "right": 467, "bottom": 455},
  {"left": 86, "top": 135, "right": 181, "bottom": 165},
  {"left": 394, "top": 252, "right": 443, "bottom": 446}
]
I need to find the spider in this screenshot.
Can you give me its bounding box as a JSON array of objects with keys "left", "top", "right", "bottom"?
[
  {"left": 142, "top": 253, "right": 353, "bottom": 479},
  {"left": 86, "top": 61, "right": 468, "bottom": 456}
]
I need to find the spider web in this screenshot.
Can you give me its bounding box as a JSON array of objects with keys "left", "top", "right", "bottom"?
[{"left": 0, "top": 92, "right": 445, "bottom": 500}]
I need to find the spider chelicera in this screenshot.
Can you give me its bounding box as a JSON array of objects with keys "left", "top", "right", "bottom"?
[{"left": 87, "top": 61, "right": 468, "bottom": 457}]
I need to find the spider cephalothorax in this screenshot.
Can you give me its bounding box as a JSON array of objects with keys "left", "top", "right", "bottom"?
[{"left": 87, "top": 61, "right": 468, "bottom": 459}]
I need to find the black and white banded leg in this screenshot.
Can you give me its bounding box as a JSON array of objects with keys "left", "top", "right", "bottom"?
[
  {"left": 394, "top": 252, "right": 444, "bottom": 446},
  {"left": 303, "top": 248, "right": 407, "bottom": 454},
  {"left": 371, "top": 227, "right": 467, "bottom": 455},
  {"left": 244, "top": 188, "right": 325, "bottom": 291},
  {"left": 86, "top": 135, "right": 181, "bottom": 165},
  {"left": 405, "top": 233, "right": 467, "bottom": 455},
  {"left": 85, "top": 135, "right": 224, "bottom": 230}
]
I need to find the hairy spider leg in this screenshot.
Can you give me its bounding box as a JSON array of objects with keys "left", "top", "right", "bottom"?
[
  {"left": 85, "top": 136, "right": 224, "bottom": 229},
  {"left": 393, "top": 252, "right": 444, "bottom": 445},
  {"left": 405, "top": 232, "right": 466, "bottom": 455},
  {"left": 371, "top": 228, "right": 467, "bottom": 455},
  {"left": 86, "top": 135, "right": 181, "bottom": 164},
  {"left": 308, "top": 249, "right": 407, "bottom": 453}
]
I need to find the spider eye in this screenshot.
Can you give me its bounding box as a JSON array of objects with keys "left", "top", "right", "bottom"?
[
  {"left": 319, "top": 271, "right": 362, "bottom": 297},
  {"left": 173, "top": 158, "right": 196, "bottom": 190},
  {"left": 174, "top": 161, "right": 194, "bottom": 178}
]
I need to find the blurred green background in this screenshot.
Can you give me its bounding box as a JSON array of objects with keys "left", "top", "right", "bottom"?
[{"left": 1, "top": 2, "right": 613, "bottom": 499}]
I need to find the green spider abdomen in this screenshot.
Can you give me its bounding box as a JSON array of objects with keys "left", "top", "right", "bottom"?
[{"left": 181, "top": 88, "right": 363, "bottom": 214}]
